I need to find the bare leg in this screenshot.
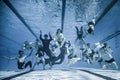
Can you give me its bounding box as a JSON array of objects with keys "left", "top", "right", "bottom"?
[
  {"left": 32, "top": 61, "right": 39, "bottom": 70},
  {"left": 111, "top": 62, "right": 118, "bottom": 70},
  {"left": 41, "top": 57, "right": 45, "bottom": 70}
]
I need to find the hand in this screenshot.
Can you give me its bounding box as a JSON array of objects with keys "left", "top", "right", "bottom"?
[
  {"left": 2, "top": 56, "right": 9, "bottom": 59},
  {"left": 68, "top": 40, "right": 70, "bottom": 43},
  {"left": 75, "top": 26, "right": 77, "bottom": 28},
  {"left": 81, "top": 26, "right": 83, "bottom": 28},
  {"left": 49, "top": 32, "right": 51, "bottom": 35},
  {"left": 30, "top": 47, "right": 32, "bottom": 49},
  {"left": 75, "top": 26, "right": 78, "bottom": 30},
  {"left": 40, "top": 30, "right": 42, "bottom": 34},
  {"left": 68, "top": 41, "right": 71, "bottom": 46}
]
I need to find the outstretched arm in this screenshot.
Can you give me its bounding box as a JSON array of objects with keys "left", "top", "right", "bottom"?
[
  {"left": 49, "top": 32, "right": 53, "bottom": 40},
  {"left": 26, "top": 49, "right": 33, "bottom": 58},
  {"left": 80, "top": 26, "right": 83, "bottom": 35},
  {"left": 39, "top": 30, "right": 43, "bottom": 41},
  {"left": 1, "top": 56, "right": 17, "bottom": 60},
  {"left": 75, "top": 26, "right": 79, "bottom": 34}
]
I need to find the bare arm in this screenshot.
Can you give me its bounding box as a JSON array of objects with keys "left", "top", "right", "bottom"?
[
  {"left": 26, "top": 49, "right": 33, "bottom": 58},
  {"left": 2, "top": 56, "right": 17, "bottom": 60},
  {"left": 49, "top": 32, "right": 53, "bottom": 40},
  {"left": 39, "top": 30, "right": 43, "bottom": 41}
]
